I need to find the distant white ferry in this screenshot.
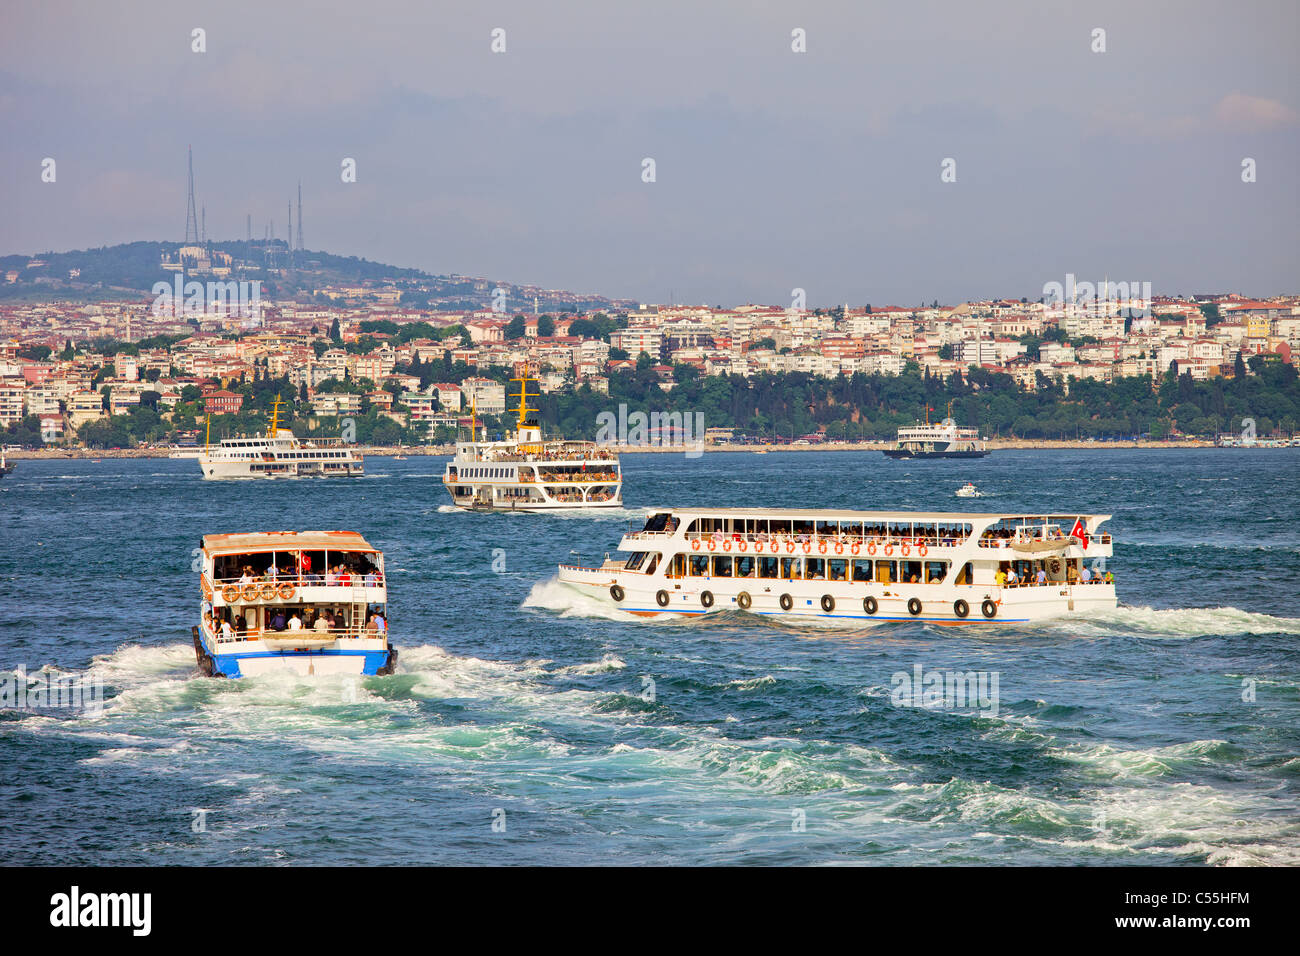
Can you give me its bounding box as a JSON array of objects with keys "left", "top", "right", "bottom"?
[
  {"left": 198, "top": 397, "right": 363, "bottom": 480},
  {"left": 884, "top": 403, "right": 989, "bottom": 459},
  {"left": 442, "top": 369, "right": 622, "bottom": 510},
  {"left": 558, "top": 507, "right": 1116, "bottom": 623}
]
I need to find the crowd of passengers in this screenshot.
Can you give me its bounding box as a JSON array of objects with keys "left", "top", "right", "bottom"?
[
  {"left": 642, "top": 515, "right": 1099, "bottom": 549},
  {"left": 205, "top": 604, "right": 387, "bottom": 641},
  {"left": 678, "top": 524, "right": 974, "bottom": 546},
  {"left": 214, "top": 553, "right": 383, "bottom": 586}
]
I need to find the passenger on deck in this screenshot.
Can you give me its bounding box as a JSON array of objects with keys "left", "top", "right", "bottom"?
[
  {"left": 314, "top": 612, "right": 330, "bottom": 633},
  {"left": 220, "top": 617, "right": 234, "bottom": 640},
  {"left": 269, "top": 608, "right": 287, "bottom": 631},
  {"left": 1080, "top": 564, "right": 1092, "bottom": 584},
  {"left": 287, "top": 612, "right": 303, "bottom": 631},
  {"left": 995, "top": 567, "right": 1007, "bottom": 587},
  {"left": 1035, "top": 567, "right": 1047, "bottom": 586}
]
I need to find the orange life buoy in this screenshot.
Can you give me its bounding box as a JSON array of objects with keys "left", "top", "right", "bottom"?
[
  {"left": 918, "top": 544, "right": 928, "bottom": 557},
  {"left": 692, "top": 539, "right": 701, "bottom": 551},
  {"left": 834, "top": 542, "right": 844, "bottom": 555},
  {"left": 901, "top": 545, "right": 911, "bottom": 557},
  {"left": 883, "top": 545, "right": 894, "bottom": 556},
  {"left": 241, "top": 584, "right": 260, "bottom": 602},
  {"left": 738, "top": 541, "right": 747, "bottom": 552},
  {"left": 707, "top": 539, "right": 716, "bottom": 552},
  {"left": 258, "top": 582, "right": 277, "bottom": 601},
  {"left": 786, "top": 541, "right": 795, "bottom": 554},
  {"left": 277, "top": 583, "right": 295, "bottom": 600},
  {"left": 722, "top": 539, "right": 732, "bottom": 552},
  {"left": 851, "top": 543, "right": 860, "bottom": 556},
  {"left": 221, "top": 585, "right": 239, "bottom": 603},
  {"left": 818, "top": 541, "right": 827, "bottom": 555},
  {"left": 867, "top": 543, "right": 877, "bottom": 556}
]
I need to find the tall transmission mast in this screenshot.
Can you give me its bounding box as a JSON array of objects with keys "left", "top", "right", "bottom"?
[{"left": 184, "top": 146, "right": 199, "bottom": 244}]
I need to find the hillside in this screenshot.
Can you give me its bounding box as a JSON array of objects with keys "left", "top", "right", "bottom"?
[{"left": 0, "top": 240, "right": 635, "bottom": 313}]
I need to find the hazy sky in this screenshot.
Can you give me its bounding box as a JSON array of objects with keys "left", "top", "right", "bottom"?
[{"left": 2, "top": 0, "right": 1296, "bottom": 307}]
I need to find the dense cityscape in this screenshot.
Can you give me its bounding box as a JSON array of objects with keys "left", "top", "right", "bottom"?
[{"left": 2, "top": 247, "right": 1297, "bottom": 450}]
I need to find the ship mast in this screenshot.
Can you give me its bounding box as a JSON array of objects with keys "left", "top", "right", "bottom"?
[{"left": 268, "top": 394, "right": 284, "bottom": 437}]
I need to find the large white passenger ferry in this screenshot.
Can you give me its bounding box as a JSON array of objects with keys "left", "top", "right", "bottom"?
[
  {"left": 558, "top": 508, "right": 1116, "bottom": 623},
  {"left": 198, "top": 398, "right": 364, "bottom": 480},
  {"left": 194, "top": 530, "right": 397, "bottom": 677},
  {"left": 442, "top": 370, "right": 622, "bottom": 511}
]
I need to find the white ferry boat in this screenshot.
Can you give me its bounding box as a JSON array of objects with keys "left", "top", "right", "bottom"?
[
  {"left": 956, "top": 482, "right": 983, "bottom": 498},
  {"left": 557, "top": 508, "right": 1116, "bottom": 623},
  {"left": 442, "top": 370, "right": 622, "bottom": 511},
  {"left": 884, "top": 403, "right": 989, "bottom": 459},
  {"left": 193, "top": 530, "right": 397, "bottom": 677},
  {"left": 198, "top": 398, "right": 363, "bottom": 480}
]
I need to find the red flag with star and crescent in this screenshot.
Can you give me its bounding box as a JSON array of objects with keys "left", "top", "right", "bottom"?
[{"left": 1069, "top": 518, "right": 1089, "bottom": 549}]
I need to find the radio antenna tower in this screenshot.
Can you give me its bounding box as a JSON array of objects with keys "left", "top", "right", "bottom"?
[
  {"left": 296, "top": 181, "right": 304, "bottom": 251},
  {"left": 184, "top": 146, "right": 199, "bottom": 244}
]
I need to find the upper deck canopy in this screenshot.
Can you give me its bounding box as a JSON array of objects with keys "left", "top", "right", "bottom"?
[
  {"left": 202, "top": 530, "right": 378, "bottom": 554},
  {"left": 645, "top": 507, "right": 1111, "bottom": 524}
]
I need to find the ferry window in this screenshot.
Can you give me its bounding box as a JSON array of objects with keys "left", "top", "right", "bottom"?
[
  {"left": 842, "top": 521, "right": 863, "bottom": 538},
  {"left": 889, "top": 522, "right": 910, "bottom": 540},
  {"left": 916, "top": 524, "right": 937, "bottom": 543},
  {"left": 643, "top": 513, "right": 671, "bottom": 533},
  {"left": 689, "top": 554, "right": 710, "bottom": 576},
  {"left": 769, "top": 519, "right": 791, "bottom": 536},
  {"left": 685, "top": 519, "right": 701, "bottom": 537},
  {"left": 851, "top": 559, "right": 872, "bottom": 582},
  {"left": 924, "top": 561, "right": 949, "bottom": 584},
  {"left": 625, "top": 552, "right": 648, "bottom": 571},
  {"left": 792, "top": 519, "right": 814, "bottom": 537},
  {"left": 804, "top": 558, "right": 825, "bottom": 580},
  {"left": 734, "top": 556, "right": 756, "bottom": 578},
  {"left": 901, "top": 560, "right": 923, "bottom": 583},
  {"left": 645, "top": 554, "right": 660, "bottom": 576},
  {"left": 876, "top": 561, "right": 895, "bottom": 584},
  {"left": 758, "top": 556, "right": 780, "bottom": 579},
  {"left": 828, "top": 558, "right": 847, "bottom": 581},
  {"left": 780, "top": 557, "right": 801, "bottom": 579},
  {"left": 711, "top": 556, "right": 733, "bottom": 577},
  {"left": 816, "top": 521, "right": 837, "bottom": 537}
]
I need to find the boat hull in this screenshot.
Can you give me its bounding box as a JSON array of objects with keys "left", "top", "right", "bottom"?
[
  {"left": 193, "top": 627, "right": 395, "bottom": 678},
  {"left": 556, "top": 567, "right": 1116, "bottom": 625},
  {"left": 883, "top": 450, "right": 989, "bottom": 459}
]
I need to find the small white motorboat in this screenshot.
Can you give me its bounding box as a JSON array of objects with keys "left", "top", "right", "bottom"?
[{"left": 955, "top": 481, "right": 983, "bottom": 498}]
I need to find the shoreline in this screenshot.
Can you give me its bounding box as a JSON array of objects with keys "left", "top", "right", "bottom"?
[{"left": 6, "top": 439, "right": 1280, "bottom": 460}]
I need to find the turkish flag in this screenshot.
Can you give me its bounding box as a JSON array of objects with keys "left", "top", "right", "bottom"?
[{"left": 1069, "top": 518, "right": 1089, "bottom": 549}]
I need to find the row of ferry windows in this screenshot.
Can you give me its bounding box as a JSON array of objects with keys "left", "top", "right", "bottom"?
[
  {"left": 463, "top": 467, "right": 516, "bottom": 478},
  {"left": 225, "top": 451, "right": 350, "bottom": 459},
  {"left": 626, "top": 552, "right": 972, "bottom": 585}
]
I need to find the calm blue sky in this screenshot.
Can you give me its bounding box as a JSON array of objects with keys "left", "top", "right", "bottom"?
[{"left": 1, "top": 0, "right": 1296, "bottom": 306}]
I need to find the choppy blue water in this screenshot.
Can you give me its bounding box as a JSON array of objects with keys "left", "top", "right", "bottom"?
[{"left": 1, "top": 449, "right": 1297, "bottom": 866}]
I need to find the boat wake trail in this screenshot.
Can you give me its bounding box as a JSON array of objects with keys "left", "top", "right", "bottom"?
[{"left": 1045, "top": 604, "right": 1300, "bottom": 638}]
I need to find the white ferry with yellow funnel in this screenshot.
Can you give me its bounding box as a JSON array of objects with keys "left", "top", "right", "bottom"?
[
  {"left": 442, "top": 368, "right": 622, "bottom": 510},
  {"left": 197, "top": 397, "right": 363, "bottom": 480},
  {"left": 557, "top": 508, "right": 1116, "bottom": 623},
  {"left": 194, "top": 530, "right": 397, "bottom": 677}
]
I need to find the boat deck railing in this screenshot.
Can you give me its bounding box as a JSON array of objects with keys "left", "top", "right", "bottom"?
[
  {"left": 208, "top": 574, "right": 384, "bottom": 602},
  {"left": 205, "top": 623, "right": 387, "bottom": 646},
  {"left": 623, "top": 527, "right": 1112, "bottom": 550}
]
